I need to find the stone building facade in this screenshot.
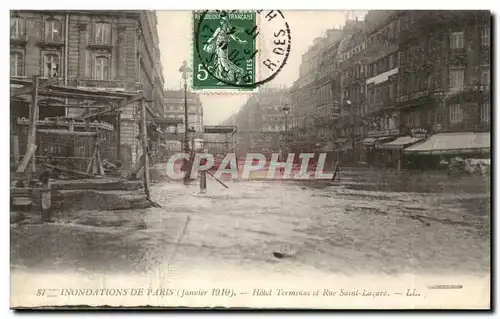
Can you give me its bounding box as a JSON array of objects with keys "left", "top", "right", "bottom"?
[
  {"left": 10, "top": 10, "right": 166, "bottom": 166},
  {"left": 163, "top": 90, "right": 204, "bottom": 151},
  {"left": 289, "top": 37, "right": 325, "bottom": 152},
  {"left": 230, "top": 88, "right": 290, "bottom": 154},
  {"left": 288, "top": 10, "right": 491, "bottom": 166}
]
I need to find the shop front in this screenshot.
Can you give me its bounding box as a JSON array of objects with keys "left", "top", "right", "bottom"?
[
  {"left": 377, "top": 128, "right": 428, "bottom": 169},
  {"left": 403, "top": 131, "right": 490, "bottom": 170},
  {"left": 362, "top": 135, "right": 398, "bottom": 167}
]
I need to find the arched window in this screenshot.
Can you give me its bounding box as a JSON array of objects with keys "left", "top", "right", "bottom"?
[
  {"left": 10, "top": 52, "right": 24, "bottom": 76},
  {"left": 43, "top": 54, "right": 59, "bottom": 77},
  {"left": 95, "top": 22, "right": 111, "bottom": 45},
  {"left": 44, "top": 19, "right": 62, "bottom": 42},
  {"left": 94, "top": 56, "right": 109, "bottom": 80}
]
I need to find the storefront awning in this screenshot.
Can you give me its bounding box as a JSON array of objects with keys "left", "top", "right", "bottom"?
[
  {"left": 362, "top": 137, "right": 377, "bottom": 145},
  {"left": 379, "top": 136, "right": 424, "bottom": 150},
  {"left": 362, "top": 136, "right": 396, "bottom": 146},
  {"left": 404, "top": 132, "right": 490, "bottom": 155},
  {"left": 341, "top": 141, "right": 353, "bottom": 150},
  {"left": 320, "top": 142, "right": 336, "bottom": 152}
]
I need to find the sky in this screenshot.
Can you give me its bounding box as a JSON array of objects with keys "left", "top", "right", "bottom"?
[{"left": 157, "top": 10, "right": 367, "bottom": 125}]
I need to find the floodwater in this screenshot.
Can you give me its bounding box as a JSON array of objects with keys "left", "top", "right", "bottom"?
[{"left": 11, "top": 169, "right": 491, "bottom": 279}]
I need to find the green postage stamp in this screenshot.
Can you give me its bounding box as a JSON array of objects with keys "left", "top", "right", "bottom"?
[
  {"left": 193, "top": 10, "right": 291, "bottom": 91},
  {"left": 193, "top": 11, "right": 257, "bottom": 90}
]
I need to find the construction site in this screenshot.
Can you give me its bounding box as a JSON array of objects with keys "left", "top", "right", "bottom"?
[
  {"left": 9, "top": 74, "right": 242, "bottom": 221},
  {"left": 9, "top": 75, "right": 170, "bottom": 220}
]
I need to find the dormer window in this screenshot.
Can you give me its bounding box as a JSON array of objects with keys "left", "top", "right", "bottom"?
[{"left": 44, "top": 19, "right": 62, "bottom": 42}]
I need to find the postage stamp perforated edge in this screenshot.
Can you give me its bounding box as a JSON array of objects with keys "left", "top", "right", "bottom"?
[{"left": 190, "top": 10, "right": 264, "bottom": 94}]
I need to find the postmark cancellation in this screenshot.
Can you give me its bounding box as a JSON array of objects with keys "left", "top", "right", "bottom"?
[{"left": 192, "top": 10, "right": 291, "bottom": 92}]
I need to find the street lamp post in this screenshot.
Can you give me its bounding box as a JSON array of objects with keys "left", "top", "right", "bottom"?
[
  {"left": 282, "top": 104, "right": 290, "bottom": 159},
  {"left": 179, "top": 61, "right": 192, "bottom": 181}
]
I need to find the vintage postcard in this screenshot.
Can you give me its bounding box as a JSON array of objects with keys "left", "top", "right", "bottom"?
[{"left": 9, "top": 9, "right": 491, "bottom": 309}]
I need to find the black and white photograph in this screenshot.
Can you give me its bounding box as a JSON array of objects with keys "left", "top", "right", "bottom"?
[{"left": 8, "top": 8, "right": 491, "bottom": 309}]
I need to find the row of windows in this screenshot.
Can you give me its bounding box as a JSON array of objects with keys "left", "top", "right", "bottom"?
[
  {"left": 340, "top": 20, "right": 489, "bottom": 65},
  {"left": 449, "top": 103, "right": 490, "bottom": 125},
  {"left": 450, "top": 28, "right": 490, "bottom": 49},
  {"left": 10, "top": 17, "right": 112, "bottom": 45},
  {"left": 344, "top": 66, "right": 490, "bottom": 106},
  {"left": 335, "top": 103, "right": 490, "bottom": 136},
  {"left": 340, "top": 29, "right": 489, "bottom": 85},
  {"left": 10, "top": 51, "right": 110, "bottom": 80},
  {"left": 340, "top": 15, "right": 406, "bottom": 62}
]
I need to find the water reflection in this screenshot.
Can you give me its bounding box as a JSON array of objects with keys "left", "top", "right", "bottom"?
[{"left": 11, "top": 171, "right": 491, "bottom": 277}]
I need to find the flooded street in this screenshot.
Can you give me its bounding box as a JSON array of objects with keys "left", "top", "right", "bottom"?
[{"left": 11, "top": 171, "right": 491, "bottom": 279}]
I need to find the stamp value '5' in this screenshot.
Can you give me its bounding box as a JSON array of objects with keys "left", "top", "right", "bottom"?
[{"left": 193, "top": 10, "right": 291, "bottom": 91}]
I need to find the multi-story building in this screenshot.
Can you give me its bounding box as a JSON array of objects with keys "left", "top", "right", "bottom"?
[
  {"left": 230, "top": 88, "right": 290, "bottom": 154},
  {"left": 335, "top": 12, "right": 397, "bottom": 163},
  {"left": 394, "top": 10, "right": 490, "bottom": 132},
  {"left": 329, "top": 10, "right": 491, "bottom": 166},
  {"left": 311, "top": 29, "right": 344, "bottom": 147},
  {"left": 289, "top": 37, "right": 325, "bottom": 152},
  {"left": 163, "top": 90, "right": 204, "bottom": 151},
  {"left": 10, "top": 10, "right": 166, "bottom": 166}
]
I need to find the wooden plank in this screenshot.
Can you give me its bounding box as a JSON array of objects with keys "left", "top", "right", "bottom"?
[
  {"left": 10, "top": 77, "right": 58, "bottom": 98},
  {"left": 86, "top": 147, "right": 97, "bottom": 173},
  {"left": 126, "top": 155, "right": 144, "bottom": 179},
  {"left": 80, "top": 93, "right": 144, "bottom": 120},
  {"left": 91, "top": 138, "right": 99, "bottom": 175},
  {"left": 331, "top": 161, "right": 340, "bottom": 182},
  {"left": 12, "top": 135, "right": 20, "bottom": 168},
  {"left": 10, "top": 188, "right": 32, "bottom": 195},
  {"left": 37, "top": 129, "right": 98, "bottom": 137},
  {"left": 16, "top": 144, "right": 37, "bottom": 173},
  {"left": 140, "top": 100, "right": 150, "bottom": 198},
  {"left": 10, "top": 78, "right": 32, "bottom": 86},
  {"left": 37, "top": 90, "right": 126, "bottom": 101},
  {"left": 45, "top": 163, "right": 100, "bottom": 179},
  {"left": 39, "top": 103, "right": 108, "bottom": 109},
  {"left": 11, "top": 171, "right": 40, "bottom": 181},
  {"left": 29, "top": 75, "right": 40, "bottom": 172},
  {"left": 96, "top": 148, "right": 105, "bottom": 176},
  {"left": 92, "top": 156, "right": 99, "bottom": 174},
  {"left": 11, "top": 87, "right": 33, "bottom": 98}
]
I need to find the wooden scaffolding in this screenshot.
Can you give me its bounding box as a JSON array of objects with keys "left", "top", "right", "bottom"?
[{"left": 10, "top": 75, "right": 153, "bottom": 197}]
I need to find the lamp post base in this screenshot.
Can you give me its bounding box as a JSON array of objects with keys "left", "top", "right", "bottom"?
[{"left": 182, "top": 146, "right": 193, "bottom": 182}]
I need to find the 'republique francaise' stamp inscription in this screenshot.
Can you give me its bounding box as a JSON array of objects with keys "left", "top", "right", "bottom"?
[{"left": 193, "top": 10, "right": 291, "bottom": 90}]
